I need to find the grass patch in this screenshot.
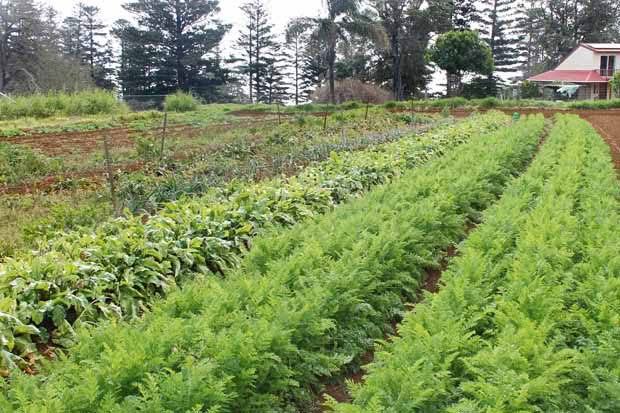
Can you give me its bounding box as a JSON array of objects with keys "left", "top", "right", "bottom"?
[
  {"left": 0, "top": 90, "right": 128, "bottom": 121},
  {"left": 164, "top": 91, "right": 201, "bottom": 113}
]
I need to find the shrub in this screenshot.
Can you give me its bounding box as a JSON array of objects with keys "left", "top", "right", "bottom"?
[
  {"left": 0, "top": 90, "right": 127, "bottom": 120},
  {"left": 566, "top": 99, "right": 620, "bottom": 110},
  {"left": 477, "top": 96, "right": 500, "bottom": 108},
  {"left": 164, "top": 91, "right": 200, "bottom": 112},
  {"left": 521, "top": 80, "right": 542, "bottom": 99},
  {"left": 312, "top": 78, "right": 393, "bottom": 104},
  {"left": 0, "top": 142, "right": 63, "bottom": 185}
]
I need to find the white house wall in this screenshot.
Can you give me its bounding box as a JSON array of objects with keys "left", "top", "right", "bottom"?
[{"left": 557, "top": 46, "right": 595, "bottom": 70}]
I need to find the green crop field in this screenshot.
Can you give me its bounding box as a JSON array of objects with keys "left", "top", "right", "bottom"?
[
  {"left": 1, "top": 0, "right": 620, "bottom": 410},
  {"left": 0, "top": 98, "right": 619, "bottom": 413}
]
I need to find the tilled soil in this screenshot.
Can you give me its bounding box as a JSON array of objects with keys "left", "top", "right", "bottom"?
[
  {"left": 580, "top": 113, "right": 620, "bottom": 174},
  {"left": 1, "top": 119, "right": 278, "bottom": 157}
]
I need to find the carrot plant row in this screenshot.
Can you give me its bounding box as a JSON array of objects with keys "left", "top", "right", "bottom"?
[
  {"left": 331, "top": 115, "right": 620, "bottom": 412},
  {"left": 0, "top": 114, "right": 544, "bottom": 411},
  {"left": 0, "top": 113, "right": 508, "bottom": 370}
]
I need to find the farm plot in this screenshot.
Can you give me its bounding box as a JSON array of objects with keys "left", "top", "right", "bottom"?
[
  {"left": 330, "top": 115, "right": 620, "bottom": 412},
  {"left": 0, "top": 112, "right": 509, "bottom": 373},
  {"left": 0, "top": 113, "right": 545, "bottom": 412},
  {"left": 0, "top": 105, "right": 427, "bottom": 191},
  {"left": 0, "top": 106, "right": 439, "bottom": 259},
  {"left": 404, "top": 105, "right": 620, "bottom": 174}
]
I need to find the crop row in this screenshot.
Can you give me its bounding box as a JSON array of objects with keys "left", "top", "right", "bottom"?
[
  {"left": 0, "top": 113, "right": 508, "bottom": 369},
  {"left": 0, "top": 114, "right": 544, "bottom": 411},
  {"left": 331, "top": 115, "right": 620, "bottom": 412}
]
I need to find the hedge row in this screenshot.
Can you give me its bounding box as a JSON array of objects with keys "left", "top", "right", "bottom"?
[
  {"left": 0, "top": 113, "right": 508, "bottom": 369},
  {"left": 0, "top": 115, "right": 545, "bottom": 411},
  {"left": 331, "top": 115, "right": 620, "bottom": 412}
]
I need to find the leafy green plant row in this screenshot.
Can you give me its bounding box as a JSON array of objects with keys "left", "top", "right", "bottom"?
[
  {"left": 383, "top": 97, "right": 620, "bottom": 111},
  {"left": 3, "top": 112, "right": 436, "bottom": 260},
  {"left": 0, "top": 114, "right": 544, "bottom": 412},
  {"left": 116, "top": 118, "right": 441, "bottom": 215},
  {"left": 331, "top": 115, "right": 620, "bottom": 412},
  {"left": 0, "top": 113, "right": 508, "bottom": 369}
]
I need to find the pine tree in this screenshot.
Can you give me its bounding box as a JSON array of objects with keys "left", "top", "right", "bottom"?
[
  {"left": 285, "top": 18, "right": 312, "bottom": 104},
  {"left": 477, "top": 0, "right": 525, "bottom": 95},
  {"left": 81, "top": 5, "right": 111, "bottom": 87},
  {"left": 236, "top": 0, "right": 279, "bottom": 104},
  {"left": 299, "top": 31, "right": 327, "bottom": 102},
  {"left": 263, "top": 40, "right": 290, "bottom": 104},
  {"left": 118, "top": 0, "right": 231, "bottom": 98},
  {"left": 0, "top": 0, "right": 44, "bottom": 92}
]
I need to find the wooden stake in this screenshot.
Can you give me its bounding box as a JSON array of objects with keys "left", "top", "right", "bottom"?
[
  {"left": 340, "top": 109, "right": 345, "bottom": 145},
  {"left": 159, "top": 111, "right": 168, "bottom": 164},
  {"left": 365, "top": 101, "right": 370, "bottom": 120},
  {"left": 323, "top": 111, "right": 328, "bottom": 131},
  {"left": 103, "top": 135, "right": 119, "bottom": 216},
  {"left": 277, "top": 102, "right": 281, "bottom": 125}
]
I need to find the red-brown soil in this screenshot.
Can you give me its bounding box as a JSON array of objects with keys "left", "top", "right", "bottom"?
[
  {"left": 580, "top": 113, "right": 620, "bottom": 174},
  {"left": 1, "top": 119, "right": 278, "bottom": 157}
]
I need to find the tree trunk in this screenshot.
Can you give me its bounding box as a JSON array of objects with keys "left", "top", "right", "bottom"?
[
  {"left": 327, "top": 29, "right": 337, "bottom": 105},
  {"left": 294, "top": 40, "right": 299, "bottom": 105},
  {"left": 391, "top": 32, "right": 401, "bottom": 101},
  {"left": 175, "top": 0, "right": 184, "bottom": 91}
]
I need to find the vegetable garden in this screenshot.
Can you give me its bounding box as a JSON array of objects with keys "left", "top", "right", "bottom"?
[{"left": 0, "top": 100, "right": 618, "bottom": 413}]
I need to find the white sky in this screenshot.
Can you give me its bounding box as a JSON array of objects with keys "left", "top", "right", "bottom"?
[{"left": 47, "top": 0, "right": 325, "bottom": 49}]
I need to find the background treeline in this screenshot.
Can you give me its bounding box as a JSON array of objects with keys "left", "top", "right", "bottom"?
[{"left": 0, "top": 0, "right": 619, "bottom": 103}]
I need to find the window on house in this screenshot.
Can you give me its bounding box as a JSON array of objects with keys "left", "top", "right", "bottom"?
[{"left": 600, "top": 56, "right": 616, "bottom": 76}]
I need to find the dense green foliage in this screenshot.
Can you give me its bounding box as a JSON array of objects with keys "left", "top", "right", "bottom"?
[
  {"left": 0, "top": 113, "right": 543, "bottom": 411},
  {"left": 382, "top": 97, "right": 620, "bottom": 110},
  {"left": 0, "top": 113, "right": 508, "bottom": 369},
  {"left": 0, "top": 143, "right": 62, "bottom": 185},
  {"left": 163, "top": 92, "right": 201, "bottom": 113},
  {"left": 612, "top": 72, "right": 620, "bottom": 98},
  {"left": 0, "top": 90, "right": 127, "bottom": 120},
  {"left": 331, "top": 115, "right": 620, "bottom": 412},
  {"left": 114, "top": 0, "right": 232, "bottom": 99},
  {"left": 428, "top": 30, "right": 494, "bottom": 97}
]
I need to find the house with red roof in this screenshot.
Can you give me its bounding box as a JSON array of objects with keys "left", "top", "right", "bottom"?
[{"left": 528, "top": 44, "right": 619, "bottom": 100}]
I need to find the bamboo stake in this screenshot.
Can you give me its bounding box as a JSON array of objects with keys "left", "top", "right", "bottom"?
[
  {"left": 103, "top": 135, "right": 119, "bottom": 216},
  {"left": 159, "top": 111, "right": 168, "bottom": 164},
  {"left": 340, "top": 109, "right": 345, "bottom": 145}
]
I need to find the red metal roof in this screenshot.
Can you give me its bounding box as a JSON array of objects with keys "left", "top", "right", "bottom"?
[{"left": 528, "top": 70, "right": 609, "bottom": 83}]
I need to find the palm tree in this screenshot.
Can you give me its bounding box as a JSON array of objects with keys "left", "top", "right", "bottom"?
[{"left": 310, "top": 0, "right": 385, "bottom": 104}]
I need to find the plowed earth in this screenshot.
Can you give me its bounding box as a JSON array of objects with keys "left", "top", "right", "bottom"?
[
  {"left": 0, "top": 119, "right": 279, "bottom": 194},
  {"left": 1, "top": 119, "right": 278, "bottom": 157}
]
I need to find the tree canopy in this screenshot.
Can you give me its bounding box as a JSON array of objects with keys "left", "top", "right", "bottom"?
[{"left": 429, "top": 30, "right": 495, "bottom": 96}]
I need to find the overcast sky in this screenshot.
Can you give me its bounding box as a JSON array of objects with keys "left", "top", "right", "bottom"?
[{"left": 50, "top": 0, "right": 325, "bottom": 49}]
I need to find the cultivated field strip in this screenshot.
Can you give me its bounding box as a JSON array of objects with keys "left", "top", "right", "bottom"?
[
  {"left": 330, "top": 115, "right": 620, "bottom": 412},
  {"left": 0, "top": 113, "right": 507, "bottom": 370},
  {"left": 0, "top": 115, "right": 545, "bottom": 411}
]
